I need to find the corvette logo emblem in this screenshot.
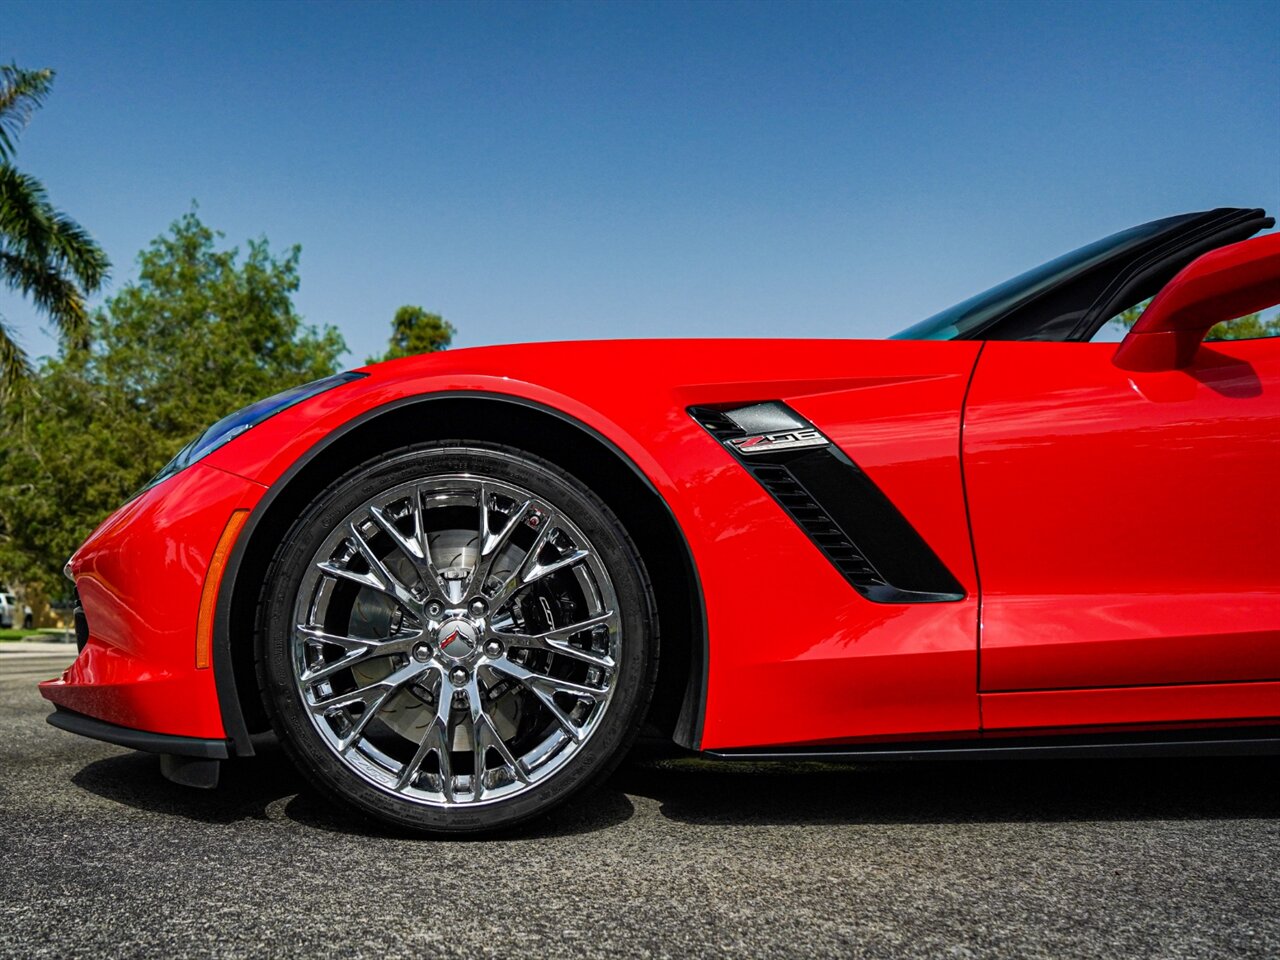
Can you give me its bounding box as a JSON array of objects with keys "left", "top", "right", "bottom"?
[
  {"left": 727, "top": 429, "right": 829, "bottom": 455},
  {"left": 437, "top": 621, "right": 478, "bottom": 658}
]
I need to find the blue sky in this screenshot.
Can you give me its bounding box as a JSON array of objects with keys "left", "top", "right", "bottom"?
[{"left": 3, "top": 0, "right": 1278, "bottom": 364}]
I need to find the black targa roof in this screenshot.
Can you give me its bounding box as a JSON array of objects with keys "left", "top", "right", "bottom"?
[{"left": 893, "top": 207, "right": 1274, "bottom": 343}]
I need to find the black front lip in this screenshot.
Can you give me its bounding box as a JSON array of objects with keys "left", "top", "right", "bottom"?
[{"left": 46, "top": 706, "right": 230, "bottom": 759}]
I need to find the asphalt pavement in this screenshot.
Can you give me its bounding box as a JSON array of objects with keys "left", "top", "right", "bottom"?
[{"left": 2, "top": 647, "right": 1278, "bottom": 959}]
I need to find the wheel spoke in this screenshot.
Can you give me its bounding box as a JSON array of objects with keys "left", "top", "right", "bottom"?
[
  {"left": 525, "top": 547, "right": 590, "bottom": 585},
  {"left": 463, "top": 674, "right": 488, "bottom": 800},
  {"left": 478, "top": 710, "right": 529, "bottom": 785},
  {"left": 434, "top": 718, "right": 454, "bottom": 801},
  {"left": 367, "top": 500, "right": 447, "bottom": 599},
  {"left": 485, "top": 518, "right": 553, "bottom": 609},
  {"left": 315, "top": 559, "right": 383, "bottom": 593},
  {"left": 487, "top": 658, "right": 604, "bottom": 743},
  {"left": 296, "top": 625, "right": 418, "bottom": 683},
  {"left": 492, "top": 611, "right": 617, "bottom": 670},
  {"left": 463, "top": 674, "right": 529, "bottom": 796},
  {"left": 316, "top": 522, "right": 424, "bottom": 615},
  {"left": 490, "top": 658, "right": 606, "bottom": 701},
  {"left": 311, "top": 659, "right": 428, "bottom": 753},
  {"left": 348, "top": 521, "right": 422, "bottom": 609},
  {"left": 485, "top": 521, "right": 591, "bottom": 611},
  {"left": 299, "top": 647, "right": 370, "bottom": 684},
  {"left": 396, "top": 727, "right": 434, "bottom": 792},
  {"left": 396, "top": 666, "right": 452, "bottom": 793},
  {"left": 412, "top": 484, "right": 442, "bottom": 566},
  {"left": 469, "top": 483, "right": 532, "bottom": 596}
]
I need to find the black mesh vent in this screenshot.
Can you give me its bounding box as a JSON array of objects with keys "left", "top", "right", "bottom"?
[{"left": 747, "top": 463, "right": 887, "bottom": 588}]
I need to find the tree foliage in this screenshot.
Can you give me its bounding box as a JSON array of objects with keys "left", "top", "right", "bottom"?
[
  {"left": 0, "top": 63, "right": 53, "bottom": 163},
  {"left": 368, "top": 305, "right": 454, "bottom": 363},
  {"left": 1, "top": 63, "right": 109, "bottom": 393},
  {"left": 0, "top": 211, "right": 346, "bottom": 593}
]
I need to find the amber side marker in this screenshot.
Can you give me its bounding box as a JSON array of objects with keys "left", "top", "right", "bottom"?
[{"left": 196, "top": 509, "right": 250, "bottom": 669}]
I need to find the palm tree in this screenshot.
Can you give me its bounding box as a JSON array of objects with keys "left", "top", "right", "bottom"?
[{"left": 0, "top": 63, "right": 109, "bottom": 394}]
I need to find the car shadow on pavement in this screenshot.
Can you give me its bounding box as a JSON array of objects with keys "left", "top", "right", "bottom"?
[
  {"left": 611, "top": 754, "right": 1280, "bottom": 826},
  {"left": 72, "top": 745, "right": 1280, "bottom": 835},
  {"left": 71, "top": 740, "right": 636, "bottom": 839}
]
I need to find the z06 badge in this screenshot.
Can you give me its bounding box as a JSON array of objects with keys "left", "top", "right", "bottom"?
[{"left": 727, "top": 429, "right": 830, "bottom": 455}]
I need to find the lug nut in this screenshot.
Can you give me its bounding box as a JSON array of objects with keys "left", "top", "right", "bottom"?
[
  {"left": 469, "top": 598, "right": 488, "bottom": 617},
  {"left": 426, "top": 600, "right": 444, "bottom": 618},
  {"left": 450, "top": 667, "right": 469, "bottom": 686},
  {"left": 411, "top": 643, "right": 432, "bottom": 663},
  {"left": 483, "top": 640, "right": 503, "bottom": 658}
]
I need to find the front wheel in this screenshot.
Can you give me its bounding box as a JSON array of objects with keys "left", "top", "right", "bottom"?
[{"left": 256, "top": 442, "right": 658, "bottom": 834}]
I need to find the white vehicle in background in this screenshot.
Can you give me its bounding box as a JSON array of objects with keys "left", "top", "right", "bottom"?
[{"left": 0, "top": 593, "right": 17, "bottom": 629}]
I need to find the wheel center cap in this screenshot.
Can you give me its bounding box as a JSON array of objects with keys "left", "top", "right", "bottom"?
[{"left": 436, "top": 618, "right": 478, "bottom": 660}]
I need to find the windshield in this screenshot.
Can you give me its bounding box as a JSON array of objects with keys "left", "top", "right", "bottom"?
[{"left": 891, "top": 215, "right": 1188, "bottom": 341}]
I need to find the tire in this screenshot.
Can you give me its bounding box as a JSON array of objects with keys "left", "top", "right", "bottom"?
[{"left": 256, "top": 441, "right": 658, "bottom": 834}]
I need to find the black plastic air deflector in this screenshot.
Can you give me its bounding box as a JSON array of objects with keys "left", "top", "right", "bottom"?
[
  {"left": 47, "top": 707, "right": 231, "bottom": 759},
  {"left": 689, "top": 403, "right": 964, "bottom": 603}
]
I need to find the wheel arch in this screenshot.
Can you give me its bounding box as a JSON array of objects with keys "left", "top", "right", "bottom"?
[{"left": 214, "top": 392, "right": 707, "bottom": 756}]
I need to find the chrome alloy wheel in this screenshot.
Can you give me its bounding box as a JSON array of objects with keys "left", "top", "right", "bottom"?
[{"left": 290, "top": 474, "right": 622, "bottom": 807}]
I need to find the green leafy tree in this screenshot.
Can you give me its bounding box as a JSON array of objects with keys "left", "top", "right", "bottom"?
[
  {"left": 368, "top": 305, "right": 454, "bottom": 363},
  {"left": 0, "top": 211, "right": 346, "bottom": 592},
  {"left": 1, "top": 63, "right": 109, "bottom": 393}
]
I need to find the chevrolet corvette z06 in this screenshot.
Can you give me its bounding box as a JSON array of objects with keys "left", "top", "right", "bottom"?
[{"left": 42, "top": 206, "right": 1280, "bottom": 834}]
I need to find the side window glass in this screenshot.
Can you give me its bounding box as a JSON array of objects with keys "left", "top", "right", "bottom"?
[{"left": 1093, "top": 299, "right": 1280, "bottom": 342}]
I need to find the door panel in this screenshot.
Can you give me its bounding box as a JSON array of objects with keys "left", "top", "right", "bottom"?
[{"left": 965, "top": 340, "right": 1280, "bottom": 714}]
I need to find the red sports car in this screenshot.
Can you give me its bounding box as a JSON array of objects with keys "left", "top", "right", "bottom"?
[{"left": 42, "top": 207, "right": 1280, "bottom": 834}]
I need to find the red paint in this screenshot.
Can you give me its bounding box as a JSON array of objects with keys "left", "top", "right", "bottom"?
[{"left": 39, "top": 463, "right": 265, "bottom": 738}]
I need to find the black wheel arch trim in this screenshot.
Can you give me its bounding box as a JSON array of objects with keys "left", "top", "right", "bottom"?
[{"left": 212, "top": 389, "right": 710, "bottom": 757}]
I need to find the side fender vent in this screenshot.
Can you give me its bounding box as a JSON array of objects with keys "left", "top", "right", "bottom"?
[
  {"left": 689, "top": 402, "right": 964, "bottom": 604},
  {"left": 746, "top": 463, "right": 887, "bottom": 587}
]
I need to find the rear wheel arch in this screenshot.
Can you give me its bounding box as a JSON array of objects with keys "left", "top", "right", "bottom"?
[{"left": 215, "top": 392, "right": 706, "bottom": 756}]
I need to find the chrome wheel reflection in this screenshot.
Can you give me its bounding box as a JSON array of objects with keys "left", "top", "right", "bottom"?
[{"left": 291, "top": 473, "right": 621, "bottom": 806}]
